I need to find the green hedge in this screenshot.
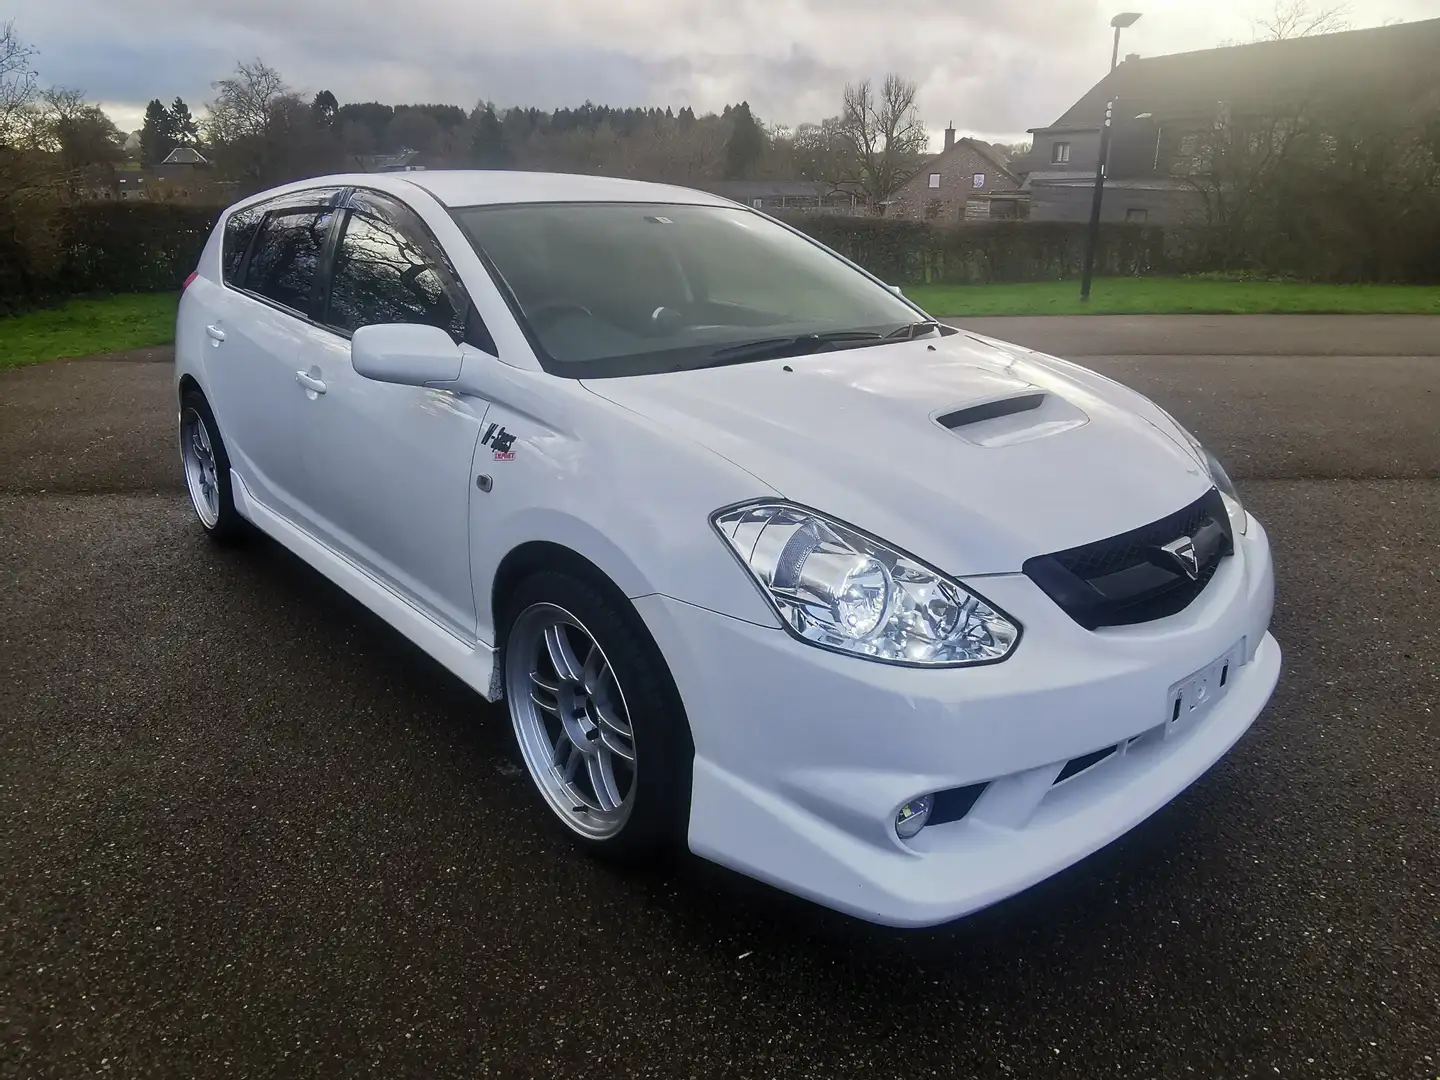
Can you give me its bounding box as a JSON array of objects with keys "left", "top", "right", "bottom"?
[
  {"left": 2, "top": 201, "right": 1169, "bottom": 313},
  {"left": 780, "top": 215, "right": 1172, "bottom": 285},
  {"left": 1, "top": 201, "right": 224, "bottom": 314}
]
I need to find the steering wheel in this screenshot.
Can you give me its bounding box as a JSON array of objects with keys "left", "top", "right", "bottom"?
[
  {"left": 649, "top": 305, "right": 686, "bottom": 334},
  {"left": 527, "top": 301, "right": 593, "bottom": 327}
]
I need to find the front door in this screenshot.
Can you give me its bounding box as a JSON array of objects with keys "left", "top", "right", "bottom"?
[{"left": 287, "top": 190, "right": 490, "bottom": 640}]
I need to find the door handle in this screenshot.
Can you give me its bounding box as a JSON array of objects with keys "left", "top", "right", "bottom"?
[
  {"left": 295, "top": 371, "right": 327, "bottom": 395},
  {"left": 205, "top": 324, "right": 225, "bottom": 344}
]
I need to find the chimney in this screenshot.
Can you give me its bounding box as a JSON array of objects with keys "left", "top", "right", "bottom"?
[
  {"left": 1125, "top": 52, "right": 1140, "bottom": 63},
  {"left": 944, "top": 123, "right": 956, "bottom": 151}
]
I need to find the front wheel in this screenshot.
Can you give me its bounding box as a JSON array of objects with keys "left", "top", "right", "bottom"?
[{"left": 502, "top": 571, "right": 692, "bottom": 860}]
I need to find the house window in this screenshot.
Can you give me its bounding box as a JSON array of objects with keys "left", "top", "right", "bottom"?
[
  {"left": 972, "top": 173, "right": 985, "bottom": 189},
  {"left": 752, "top": 198, "right": 763, "bottom": 209},
  {"left": 1052, "top": 142, "right": 1071, "bottom": 163},
  {"left": 1126, "top": 208, "right": 1148, "bottom": 223},
  {"left": 1179, "top": 134, "right": 1199, "bottom": 156},
  {"left": 927, "top": 173, "right": 941, "bottom": 189}
]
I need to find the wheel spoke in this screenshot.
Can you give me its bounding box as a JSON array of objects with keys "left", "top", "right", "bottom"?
[
  {"left": 530, "top": 670, "right": 562, "bottom": 695},
  {"left": 544, "top": 625, "right": 585, "bottom": 684},
  {"left": 599, "top": 728, "right": 634, "bottom": 763},
  {"left": 588, "top": 751, "right": 623, "bottom": 811},
  {"left": 581, "top": 642, "right": 606, "bottom": 696},
  {"left": 592, "top": 692, "right": 632, "bottom": 739},
  {"left": 559, "top": 739, "right": 582, "bottom": 782}
]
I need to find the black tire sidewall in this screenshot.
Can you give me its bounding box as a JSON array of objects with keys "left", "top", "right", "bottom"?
[{"left": 502, "top": 570, "right": 693, "bottom": 861}]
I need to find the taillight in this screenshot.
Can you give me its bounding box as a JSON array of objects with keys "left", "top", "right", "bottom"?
[{"left": 182, "top": 271, "right": 198, "bottom": 290}]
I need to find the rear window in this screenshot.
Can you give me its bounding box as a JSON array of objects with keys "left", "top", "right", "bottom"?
[
  {"left": 221, "top": 206, "right": 263, "bottom": 285},
  {"left": 243, "top": 209, "right": 336, "bottom": 312}
]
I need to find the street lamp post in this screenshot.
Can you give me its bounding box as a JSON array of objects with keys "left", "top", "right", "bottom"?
[{"left": 1080, "top": 12, "right": 1142, "bottom": 302}]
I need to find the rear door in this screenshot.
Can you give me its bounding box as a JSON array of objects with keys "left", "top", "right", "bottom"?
[
  {"left": 288, "top": 188, "right": 492, "bottom": 639},
  {"left": 202, "top": 189, "right": 343, "bottom": 520}
]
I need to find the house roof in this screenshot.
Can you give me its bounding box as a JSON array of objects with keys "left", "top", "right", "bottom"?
[
  {"left": 913, "top": 137, "right": 1022, "bottom": 190},
  {"left": 1035, "top": 17, "right": 1440, "bottom": 132},
  {"left": 161, "top": 146, "right": 207, "bottom": 165}
]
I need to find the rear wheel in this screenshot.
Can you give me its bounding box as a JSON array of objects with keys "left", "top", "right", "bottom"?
[
  {"left": 180, "top": 390, "right": 245, "bottom": 543},
  {"left": 502, "top": 571, "right": 691, "bottom": 860}
]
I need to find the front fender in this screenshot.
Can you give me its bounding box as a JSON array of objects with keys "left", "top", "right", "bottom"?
[{"left": 467, "top": 376, "right": 781, "bottom": 647}]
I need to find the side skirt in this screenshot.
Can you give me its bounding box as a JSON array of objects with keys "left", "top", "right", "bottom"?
[{"left": 230, "top": 469, "right": 501, "bottom": 702}]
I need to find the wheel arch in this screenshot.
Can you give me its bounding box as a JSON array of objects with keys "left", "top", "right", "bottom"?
[
  {"left": 491, "top": 540, "right": 637, "bottom": 643},
  {"left": 178, "top": 373, "right": 203, "bottom": 401}
]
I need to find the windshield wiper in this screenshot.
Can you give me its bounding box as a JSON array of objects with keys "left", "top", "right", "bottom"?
[
  {"left": 697, "top": 330, "right": 886, "bottom": 368},
  {"left": 884, "top": 320, "right": 944, "bottom": 340}
]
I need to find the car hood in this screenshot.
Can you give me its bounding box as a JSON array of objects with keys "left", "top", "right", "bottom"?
[{"left": 582, "top": 332, "right": 1211, "bottom": 575}]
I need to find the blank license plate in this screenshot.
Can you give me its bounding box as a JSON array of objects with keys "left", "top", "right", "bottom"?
[{"left": 1167, "top": 639, "right": 1246, "bottom": 732}]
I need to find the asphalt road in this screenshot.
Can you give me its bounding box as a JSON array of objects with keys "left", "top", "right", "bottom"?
[{"left": 3, "top": 317, "right": 1438, "bottom": 1079}]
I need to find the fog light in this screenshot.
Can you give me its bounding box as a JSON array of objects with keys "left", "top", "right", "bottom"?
[{"left": 895, "top": 795, "right": 934, "bottom": 839}]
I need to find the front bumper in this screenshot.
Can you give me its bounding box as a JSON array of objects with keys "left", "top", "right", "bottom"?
[{"left": 635, "top": 515, "right": 1279, "bottom": 927}]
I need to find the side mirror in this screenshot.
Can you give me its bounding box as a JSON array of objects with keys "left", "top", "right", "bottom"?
[{"left": 351, "top": 323, "right": 463, "bottom": 387}]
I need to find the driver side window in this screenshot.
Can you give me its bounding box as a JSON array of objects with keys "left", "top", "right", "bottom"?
[{"left": 324, "top": 193, "right": 474, "bottom": 344}]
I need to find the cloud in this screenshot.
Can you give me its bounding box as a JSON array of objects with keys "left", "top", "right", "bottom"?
[{"left": 17, "top": 0, "right": 1439, "bottom": 139}]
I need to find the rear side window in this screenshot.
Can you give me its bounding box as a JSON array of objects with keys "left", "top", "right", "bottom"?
[
  {"left": 244, "top": 208, "right": 336, "bottom": 312},
  {"left": 221, "top": 207, "right": 263, "bottom": 285},
  {"left": 325, "top": 195, "right": 468, "bottom": 340}
]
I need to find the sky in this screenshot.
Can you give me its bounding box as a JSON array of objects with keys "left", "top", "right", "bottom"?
[{"left": 13, "top": 0, "right": 1440, "bottom": 145}]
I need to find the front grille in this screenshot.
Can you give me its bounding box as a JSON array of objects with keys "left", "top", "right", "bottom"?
[{"left": 1024, "top": 489, "right": 1233, "bottom": 630}]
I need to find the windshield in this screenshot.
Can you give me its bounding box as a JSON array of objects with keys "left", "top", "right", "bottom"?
[{"left": 453, "top": 202, "right": 929, "bottom": 378}]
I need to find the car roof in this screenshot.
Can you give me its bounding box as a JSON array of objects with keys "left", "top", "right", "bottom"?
[
  {"left": 398, "top": 170, "right": 735, "bottom": 209},
  {"left": 230, "top": 170, "right": 737, "bottom": 212}
]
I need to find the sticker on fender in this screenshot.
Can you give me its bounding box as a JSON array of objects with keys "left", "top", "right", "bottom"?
[{"left": 481, "top": 423, "right": 516, "bottom": 460}]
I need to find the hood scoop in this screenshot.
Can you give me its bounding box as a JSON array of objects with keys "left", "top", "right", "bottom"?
[{"left": 935, "top": 391, "right": 1090, "bottom": 448}]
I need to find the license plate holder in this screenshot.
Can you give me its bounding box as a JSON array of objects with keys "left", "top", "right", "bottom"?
[{"left": 1166, "top": 639, "right": 1246, "bottom": 735}]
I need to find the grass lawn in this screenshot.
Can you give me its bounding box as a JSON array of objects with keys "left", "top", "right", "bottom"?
[
  {"left": 3, "top": 281, "right": 1439, "bottom": 370},
  {"left": 905, "top": 278, "right": 1440, "bottom": 317},
  {"left": 0, "top": 293, "right": 178, "bottom": 371}
]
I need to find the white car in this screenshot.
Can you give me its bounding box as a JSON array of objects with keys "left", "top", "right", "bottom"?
[{"left": 175, "top": 171, "right": 1280, "bottom": 927}]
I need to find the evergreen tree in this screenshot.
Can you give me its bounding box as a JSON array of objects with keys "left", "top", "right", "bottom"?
[
  {"left": 725, "top": 101, "right": 765, "bottom": 178},
  {"left": 470, "top": 103, "right": 510, "bottom": 168},
  {"left": 310, "top": 89, "right": 339, "bottom": 129},
  {"left": 169, "top": 97, "right": 198, "bottom": 144},
  {"left": 139, "top": 98, "right": 174, "bottom": 164}
]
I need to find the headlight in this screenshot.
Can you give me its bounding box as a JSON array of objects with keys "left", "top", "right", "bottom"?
[
  {"left": 1162, "top": 414, "right": 1247, "bottom": 535},
  {"left": 711, "top": 503, "right": 1020, "bottom": 666}
]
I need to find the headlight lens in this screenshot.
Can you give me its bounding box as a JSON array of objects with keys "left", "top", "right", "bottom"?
[
  {"left": 712, "top": 503, "right": 1020, "bottom": 666},
  {"left": 1163, "top": 414, "right": 1247, "bottom": 535}
]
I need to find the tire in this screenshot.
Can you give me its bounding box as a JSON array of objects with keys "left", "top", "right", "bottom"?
[
  {"left": 179, "top": 390, "right": 245, "bottom": 544},
  {"left": 501, "top": 570, "right": 693, "bottom": 862}
]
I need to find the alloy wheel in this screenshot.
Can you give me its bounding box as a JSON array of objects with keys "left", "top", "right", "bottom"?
[
  {"left": 505, "top": 603, "right": 637, "bottom": 839},
  {"left": 181, "top": 407, "right": 220, "bottom": 528}
]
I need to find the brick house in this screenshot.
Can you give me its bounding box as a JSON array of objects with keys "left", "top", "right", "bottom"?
[{"left": 886, "top": 128, "right": 1024, "bottom": 221}]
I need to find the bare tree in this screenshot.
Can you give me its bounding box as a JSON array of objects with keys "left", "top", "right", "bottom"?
[
  {"left": 205, "top": 59, "right": 289, "bottom": 144},
  {"left": 1251, "top": 0, "right": 1351, "bottom": 40},
  {"left": 204, "top": 59, "right": 342, "bottom": 190},
  {"left": 837, "top": 74, "right": 930, "bottom": 210},
  {"left": 0, "top": 20, "right": 40, "bottom": 147},
  {"left": 28, "top": 87, "right": 121, "bottom": 194}
]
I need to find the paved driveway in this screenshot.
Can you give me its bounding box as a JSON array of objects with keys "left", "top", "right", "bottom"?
[{"left": 2, "top": 317, "right": 1438, "bottom": 1079}]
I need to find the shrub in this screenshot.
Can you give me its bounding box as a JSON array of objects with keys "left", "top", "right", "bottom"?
[{"left": 779, "top": 215, "right": 1172, "bottom": 285}]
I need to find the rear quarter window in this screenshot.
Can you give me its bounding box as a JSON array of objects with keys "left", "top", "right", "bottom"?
[{"left": 221, "top": 206, "right": 263, "bottom": 285}]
